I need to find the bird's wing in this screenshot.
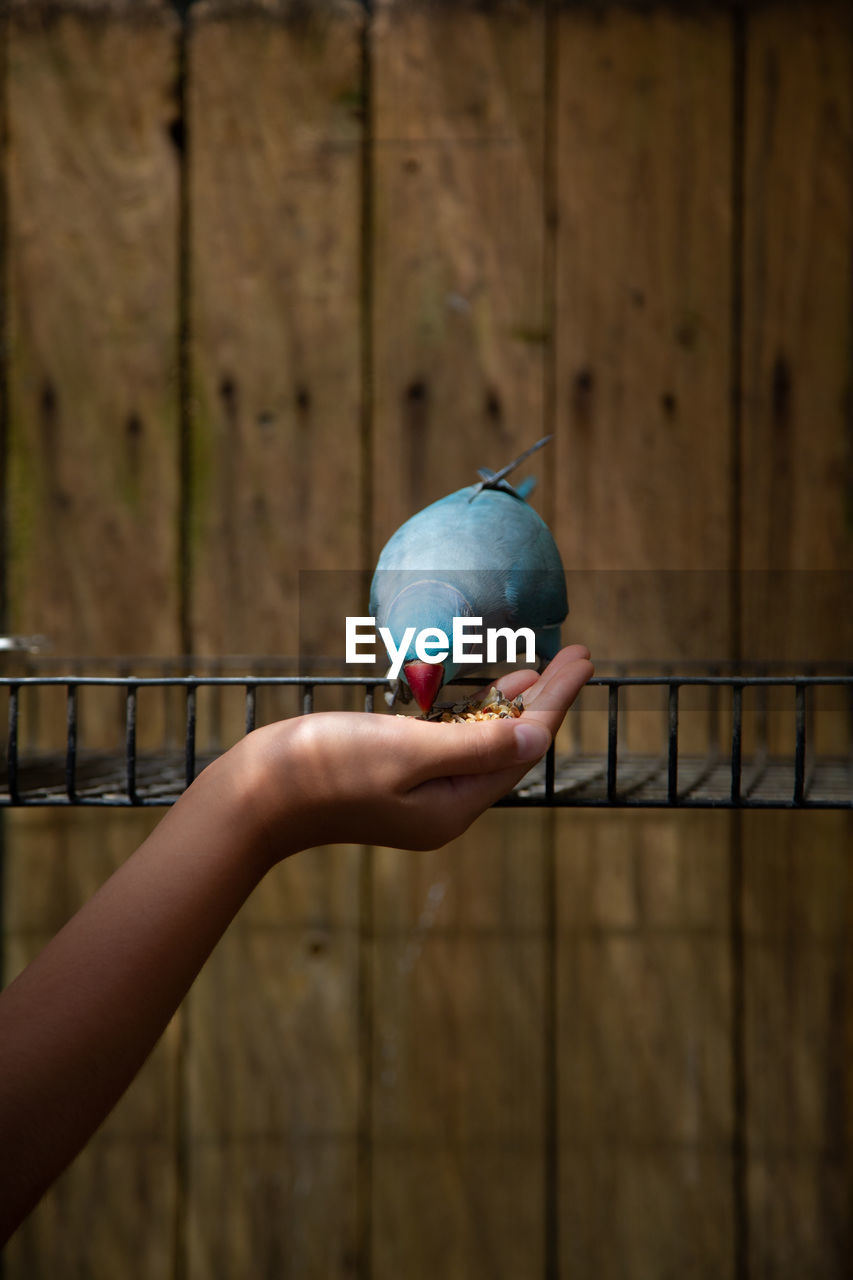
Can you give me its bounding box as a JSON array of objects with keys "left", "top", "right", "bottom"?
[{"left": 371, "top": 486, "right": 567, "bottom": 631}]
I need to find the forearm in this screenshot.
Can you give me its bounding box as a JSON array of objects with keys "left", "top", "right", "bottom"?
[
  {"left": 0, "top": 648, "right": 592, "bottom": 1241},
  {"left": 0, "top": 742, "right": 279, "bottom": 1242}
]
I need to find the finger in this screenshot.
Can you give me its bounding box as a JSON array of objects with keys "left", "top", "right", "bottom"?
[
  {"left": 465, "top": 667, "right": 538, "bottom": 703},
  {"left": 518, "top": 656, "right": 594, "bottom": 738},
  {"left": 413, "top": 760, "right": 527, "bottom": 825},
  {"left": 519, "top": 648, "right": 591, "bottom": 712},
  {"left": 491, "top": 669, "right": 539, "bottom": 699},
  {"left": 464, "top": 646, "right": 590, "bottom": 708},
  {"left": 403, "top": 648, "right": 594, "bottom": 825},
  {"left": 422, "top": 659, "right": 594, "bottom": 816},
  {"left": 521, "top": 644, "right": 592, "bottom": 708},
  {"left": 382, "top": 645, "right": 592, "bottom": 788}
]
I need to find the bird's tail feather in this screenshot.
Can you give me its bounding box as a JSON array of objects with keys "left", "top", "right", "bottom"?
[{"left": 469, "top": 435, "right": 552, "bottom": 503}]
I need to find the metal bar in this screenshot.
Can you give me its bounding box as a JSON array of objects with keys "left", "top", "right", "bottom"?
[
  {"left": 2, "top": 654, "right": 850, "bottom": 675},
  {"left": 66, "top": 684, "right": 78, "bottom": 803},
  {"left": 7, "top": 684, "right": 19, "bottom": 804},
  {"left": 709, "top": 676, "right": 721, "bottom": 758},
  {"left": 126, "top": 685, "right": 138, "bottom": 804},
  {"left": 164, "top": 681, "right": 179, "bottom": 750},
  {"left": 667, "top": 684, "right": 679, "bottom": 803},
  {"left": 730, "top": 684, "right": 743, "bottom": 805},
  {"left": 794, "top": 683, "right": 806, "bottom": 805},
  {"left": 0, "top": 675, "right": 394, "bottom": 688},
  {"left": 2, "top": 673, "right": 853, "bottom": 689},
  {"left": 606, "top": 683, "right": 618, "bottom": 802},
  {"left": 0, "top": 672, "right": 851, "bottom": 810},
  {"left": 209, "top": 659, "right": 223, "bottom": 749},
  {"left": 185, "top": 684, "right": 197, "bottom": 789},
  {"left": 495, "top": 794, "right": 853, "bottom": 811},
  {"left": 545, "top": 742, "right": 555, "bottom": 801}
]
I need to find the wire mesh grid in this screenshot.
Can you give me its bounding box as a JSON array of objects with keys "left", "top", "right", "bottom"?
[{"left": 1, "top": 670, "right": 852, "bottom": 809}]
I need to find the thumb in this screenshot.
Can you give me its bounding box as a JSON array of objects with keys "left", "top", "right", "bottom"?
[
  {"left": 407, "top": 716, "right": 551, "bottom": 785},
  {"left": 512, "top": 720, "right": 552, "bottom": 762}
]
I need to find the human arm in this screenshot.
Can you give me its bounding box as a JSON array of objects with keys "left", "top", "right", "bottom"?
[{"left": 0, "top": 644, "right": 592, "bottom": 1240}]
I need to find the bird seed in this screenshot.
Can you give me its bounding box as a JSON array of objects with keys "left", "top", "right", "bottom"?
[{"left": 417, "top": 688, "right": 524, "bottom": 722}]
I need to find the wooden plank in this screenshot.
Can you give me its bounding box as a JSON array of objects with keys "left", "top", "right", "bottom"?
[
  {"left": 188, "top": 0, "right": 364, "bottom": 661},
  {"left": 6, "top": 4, "right": 181, "bottom": 658},
  {"left": 370, "top": 2, "right": 549, "bottom": 1273},
  {"left": 186, "top": 923, "right": 361, "bottom": 1278},
  {"left": 2, "top": 5, "right": 182, "bottom": 1270},
  {"left": 371, "top": 0, "right": 548, "bottom": 555},
  {"left": 740, "top": 5, "right": 853, "bottom": 1276},
  {"left": 553, "top": 8, "right": 735, "bottom": 1276},
  {"left": 186, "top": 1140, "right": 359, "bottom": 1278},
  {"left": 740, "top": 0, "right": 853, "bottom": 666},
  {"left": 739, "top": 0, "right": 853, "bottom": 675},
  {"left": 556, "top": 811, "right": 734, "bottom": 1278},
  {"left": 184, "top": 5, "right": 366, "bottom": 1275},
  {"left": 555, "top": 3, "right": 734, "bottom": 570},
  {"left": 371, "top": 811, "right": 548, "bottom": 1280},
  {"left": 555, "top": 4, "right": 734, "bottom": 661},
  {"left": 741, "top": 812, "right": 853, "bottom": 1279},
  {"left": 741, "top": 2, "right": 852, "bottom": 579}
]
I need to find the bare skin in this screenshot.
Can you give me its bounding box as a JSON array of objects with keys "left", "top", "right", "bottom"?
[{"left": 0, "top": 644, "right": 593, "bottom": 1242}]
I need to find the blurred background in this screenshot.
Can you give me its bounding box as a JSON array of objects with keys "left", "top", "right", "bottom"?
[{"left": 1, "top": 0, "right": 851, "bottom": 1276}]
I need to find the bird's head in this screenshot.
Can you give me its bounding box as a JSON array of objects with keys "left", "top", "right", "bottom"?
[{"left": 377, "top": 578, "right": 474, "bottom": 714}]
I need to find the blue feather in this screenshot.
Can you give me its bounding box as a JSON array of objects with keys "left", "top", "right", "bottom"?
[{"left": 369, "top": 438, "right": 567, "bottom": 707}]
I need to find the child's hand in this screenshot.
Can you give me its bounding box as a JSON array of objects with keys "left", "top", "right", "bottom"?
[{"left": 240, "top": 644, "right": 593, "bottom": 860}]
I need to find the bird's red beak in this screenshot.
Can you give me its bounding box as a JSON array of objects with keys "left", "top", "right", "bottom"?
[{"left": 403, "top": 661, "right": 445, "bottom": 714}]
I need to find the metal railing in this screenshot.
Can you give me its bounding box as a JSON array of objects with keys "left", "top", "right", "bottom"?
[{"left": 1, "top": 673, "right": 852, "bottom": 809}]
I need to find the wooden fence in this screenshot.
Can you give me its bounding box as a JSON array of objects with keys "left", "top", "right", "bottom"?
[{"left": 1, "top": 1, "right": 851, "bottom": 1276}]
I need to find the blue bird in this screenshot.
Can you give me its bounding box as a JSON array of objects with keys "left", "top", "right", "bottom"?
[{"left": 369, "top": 436, "right": 568, "bottom": 712}]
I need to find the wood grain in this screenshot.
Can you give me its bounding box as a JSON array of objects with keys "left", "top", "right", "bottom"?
[
  {"left": 553, "top": 9, "right": 736, "bottom": 1275},
  {"left": 739, "top": 6, "right": 853, "bottom": 1275},
  {"left": 371, "top": 811, "right": 548, "bottom": 1280},
  {"left": 740, "top": 0, "right": 853, "bottom": 667},
  {"left": 188, "top": 2, "right": 364, "bottom": 660},
  {"left": 6, "top": 7, "right": 181, "bottom": 658},
  {"left": 556, "top": 809, "right": 734, "bottom": 1278},
  {"left": 371, "top": 0, "right": 548, "bottom": 556},
  {"left": 555, "top": 4, "right": 734, "bottom": 664},
  {"left": 186, "top": 1140, "right": 359, "bottom": 1279},
  {"left": 3, "top": 7, "right": 182, "bottom": 1273},
  {"left": 186, "top": 920, "right": 361, "bottom": 1278},
  {"left": 740, "top": 812, "right": 853, "bottom": 1279}
]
